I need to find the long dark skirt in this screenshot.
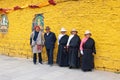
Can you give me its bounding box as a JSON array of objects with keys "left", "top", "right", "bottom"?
[
  {"left": 57, "top": 45, "right": 69, "bottom": 67},
  {"left": 68, "top": 47, "right": 80, "bottom": 68},
  {"left": 81, "top": 49, "right": 94, "bottom": 70}
]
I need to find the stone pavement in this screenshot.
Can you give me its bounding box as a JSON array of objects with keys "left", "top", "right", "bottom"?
[{"left": 0, "top": 55, "right": 119, "bottom": 80}]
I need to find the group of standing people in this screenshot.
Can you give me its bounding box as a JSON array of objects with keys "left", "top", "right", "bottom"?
[{"left": 30, "top": 26, "right": 96, "bottom": 72}]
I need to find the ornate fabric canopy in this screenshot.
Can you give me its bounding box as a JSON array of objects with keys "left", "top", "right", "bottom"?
[{"left": 0, "top": 0, "right": 56, "bottom": 14}]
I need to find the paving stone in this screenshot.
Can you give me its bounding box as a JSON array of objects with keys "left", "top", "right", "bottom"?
[{"left": 0, "top": 55, "right": 120, "bottom": 80}]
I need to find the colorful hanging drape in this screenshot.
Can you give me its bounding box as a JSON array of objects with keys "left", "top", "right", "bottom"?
[{"left": 0, "top": 0, "right": 56, "bottom": 14}]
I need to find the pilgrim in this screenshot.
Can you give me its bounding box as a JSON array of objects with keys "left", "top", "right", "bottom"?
[
  {"left": 67, "top": 29, "right": 81, "bottom": 69},
  {"left": 56, "top": 28, "right": 69, "bottom": 67},
  {"left": 30, "top": 26, "right": 44, "bottom": 64},
  {"left": 80, "top": 30, "right": 96, "bottom": 72},
  {"left": 44, "top": 26, "right": 57, "bottom": 66}
]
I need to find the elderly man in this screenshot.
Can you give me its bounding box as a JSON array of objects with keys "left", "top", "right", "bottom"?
[{"left": 44, "top": 26, "right": 56, "bottom": 66}]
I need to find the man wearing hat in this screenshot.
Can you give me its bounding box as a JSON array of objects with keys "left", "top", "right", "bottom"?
[
  {"left": 80, "top": 30, "right": 96, "bottom": 72},
  {"left": 44, "top": 26, "right": 56, "bottom": 66},
  {"left": 67, "top": 29, "right": 81, "bottom": 69},
  {"left": 56, "top": 28, "right": 69, "bottom": 67}
]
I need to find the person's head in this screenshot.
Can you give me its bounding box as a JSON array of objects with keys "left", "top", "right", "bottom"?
[
  {"left": 45, "top": 26, "right": 50, "bottom": 33},
  {"left": 34, "top": 26, "right": 40, "bottom": 32},
  {"left": 71, "top": 29, "right": 77, "bottom": 35},
  {"left": 60, "top": 28, "right": 67, "bottom": 34},
  {"left": 84, "top": 30, "right": 91, "bottom": 38}
]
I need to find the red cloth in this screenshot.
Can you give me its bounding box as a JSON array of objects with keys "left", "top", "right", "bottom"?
[
  {"left": 0, "top": 8, "right": 10, "bottom": 13},
  {"left": 48, "top": 0, "right": 56, "bottom": 5},
  {"left": 37, "top": 45, "right": 42, "bottom": 51},
  {"left": 14, "top": 6, "right": 21, "bottom": 10},
  {"left": 29, "top": 5, "right": 39, "bottom": 8}
]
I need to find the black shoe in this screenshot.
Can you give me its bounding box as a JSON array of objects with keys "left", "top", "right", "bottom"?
[
  {"left": 39, "top": 62, "right": 43, "bottom": 64},
  {"left": 69, "top": 66, "right": 72, "bottom": 69},
  {"left": 76, "top": 66, "right": 80, "bottom": 69},
  {"left": 88, "top": 69, "right": 92, "bottom": 72},
  {"left": 82, "top": 69, "right": 92, "bottom": 72},
  {"left": 59, "top": 65, "right": 64, "bottom": 67},
  {"left": 82, "top": 69, "right": 87, "bottom": 72}
]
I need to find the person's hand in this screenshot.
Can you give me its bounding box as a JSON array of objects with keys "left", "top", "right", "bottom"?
[
  {"left": 92, "top": 53, "right": 95, "bottom": 55},
  {"left": 64, "top": 46, "right": 67, "bottom": 48},
  {"left": 66, "top": 46, "right": 69, "bottom": 49},
  {"left": 81, "top": 50, "right": 84, "bottom": 55}
]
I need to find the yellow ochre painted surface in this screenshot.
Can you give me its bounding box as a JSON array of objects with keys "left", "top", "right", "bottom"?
[{"left": 0, "top": 0, "right": 120, "bottom": 72}]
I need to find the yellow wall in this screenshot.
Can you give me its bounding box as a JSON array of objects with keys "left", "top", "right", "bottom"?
[{"left": 0, "top": 0, "right": 120, "bottom": 72}]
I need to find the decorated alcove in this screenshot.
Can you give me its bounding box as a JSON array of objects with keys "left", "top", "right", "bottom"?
[
  {"left": 32, "top": 14, "right": 44, "bottom": 31},
  {"left": 0, "top": 14, "right": 9, "bottom": 33}
]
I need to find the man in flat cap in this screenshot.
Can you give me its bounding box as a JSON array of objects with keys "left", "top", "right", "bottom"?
[{"left": 44, "top": 26, "right": 56, "bottom": 66}]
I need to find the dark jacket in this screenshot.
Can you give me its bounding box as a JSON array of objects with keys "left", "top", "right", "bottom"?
[{"left": 44, "top": 32, "right": 56, "bottom": 49}]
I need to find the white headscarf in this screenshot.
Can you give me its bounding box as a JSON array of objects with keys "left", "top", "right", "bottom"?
[
  {"left": 58, "top": 34, "right": 65, "bottom": 45},
  {"left": 67, "top": 34, "right": 74, "bottom": 46}
]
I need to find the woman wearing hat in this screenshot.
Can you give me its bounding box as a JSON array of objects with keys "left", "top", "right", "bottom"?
[
  {"left": 30, "top": 26, "right": 44, "bottom": 64},
  {"left": 80, "top": 30, "right": 96, "bottom": 71},
  {"left": 67, "top": 29, "right": 81, "bottom": 69},
  {"left": 56, "top": 28, "right": 69, "bottom": 67}
]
